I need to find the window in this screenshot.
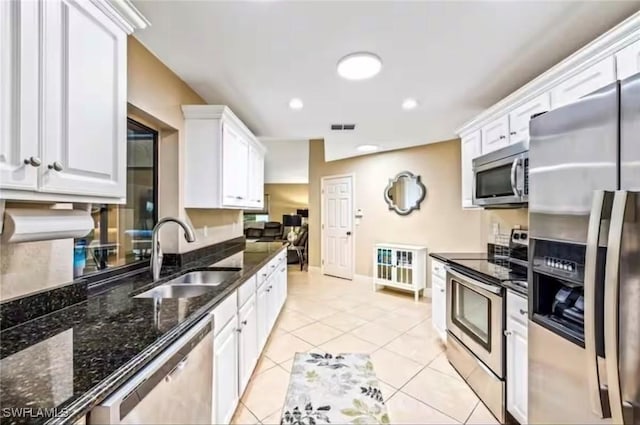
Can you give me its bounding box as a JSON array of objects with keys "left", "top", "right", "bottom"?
[{"left": 73, "top": 119, "right": 158, "bottom": 277}]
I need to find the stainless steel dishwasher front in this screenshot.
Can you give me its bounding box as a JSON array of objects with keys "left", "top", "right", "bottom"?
[{"left": 90, "top": 313, "right": 214, "bottom": 424}]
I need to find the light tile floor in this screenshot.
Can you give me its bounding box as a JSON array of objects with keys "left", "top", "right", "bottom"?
[{"left": 232, "top": 268, "right": 500, "bottom": 425}]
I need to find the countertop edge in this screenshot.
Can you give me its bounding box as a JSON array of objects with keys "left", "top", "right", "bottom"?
[{"left": 45, "top": 244, "right": 287, "bottom": 425}]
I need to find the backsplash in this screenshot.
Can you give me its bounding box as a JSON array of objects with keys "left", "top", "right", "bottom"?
[
  {"left": 0, "top": 239, "right": 74, "bottom": 302},
  {"left": 481, "top": 208, "right": 529, "bottom": 245}
]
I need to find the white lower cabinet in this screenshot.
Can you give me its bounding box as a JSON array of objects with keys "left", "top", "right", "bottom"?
[
  {"left": 430, "top": 259, "right": 447, "bottom": 341},
  {"left": 213, "top": 316, "right": 239, "bottom": 425},
  {"left": 506, "top": 290, "right": 528, "bottom": 424},
  {"left": 212, "top": 251, "right": 288, "bottom": 424},
  {"left": 238, "top": 293, "right": 258, "bottom": 393}
]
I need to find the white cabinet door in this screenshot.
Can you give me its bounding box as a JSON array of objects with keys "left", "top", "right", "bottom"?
[
  {"left": 508, "top": 93, "right": 551, "bottom": 145},
  {"left": 247, "top": 144, "right": 264, "bottom": 209},
  {"left": 276, "top": 256, "right": 287, "bottom": 311},
  {"left": 0, "top": 0, "right": 39, "bottom": 191},
  {"left": 266, "top": 275, "right": 278, "bottom": 329},
  {"left": 460, "top": 131, "right": 481, "bottom": 208},
  {"left": 40, "top": 0, "right": 126, "bottom": 199},
  {"left": 550, "top": 57, "right": 615, "bottom": 108},
  {"left": 481, "top": 115, "right": 509, "bottom": 154},
  {"left": 431, "top": 275, "right": 447, "bottom": 341},
  {"left": 257, "top": 282, "right": 270, "bottom": 350},
  {"left": 238, "top": 294, "right": 258, "bottom": 394},
  {"left": 214, "top": 317, "right": 239, "bottom": 425},
  {"left": 616, "top": 39, "right": 640, "bottom": 81},
  {"left": 506, "top": 292, "right": 528, "bottom": 425},
  {"left": 222, "top": 124, "right": 249, "bottom": 206}
]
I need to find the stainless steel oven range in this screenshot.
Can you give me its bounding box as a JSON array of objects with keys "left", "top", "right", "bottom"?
[{"left": 445, "top": 266, "right": 505, "bottom": 423}]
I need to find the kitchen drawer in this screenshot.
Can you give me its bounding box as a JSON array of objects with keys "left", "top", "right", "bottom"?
[
  {"left": 431, "top": 259, "right": 447, "bottom": 280},
  {"left": 507, "top": 290, "right": 528, "bottom": 325},
  {"left": 238, "top": 275, "right": 257, "bottom": 307},
  {"left": 213, "top": 291, "right": 238, "bottom": 335},
  {"left": 257, "top": 264, "right": 270, "bottom": 287}
]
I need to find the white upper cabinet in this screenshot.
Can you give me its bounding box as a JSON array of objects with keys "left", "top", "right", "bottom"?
[
  {"left": 40, "top": 0, "right": 127, "bottom": 199},
  {"left": 0, "top": 0, "right": 39, "bottom": 191},
  {"left": 481, "top": 115, "right": 509, "bottom": 154},
  {"left": 508, "top": 93, "right": 551, "bottom": 145},
  {"left": 461, "top": 131, "right": 481, "bottom": 208},
  {"left": 616, "top": 39, "right": 640, "bottom": 81},
  {"left": 550, "top": 57, "right": 616, "bottom": 108},
  {"left": 0, "top": 0, "right": 147, "bottom": 203},
  {"left": 247, "top": 144, "right": 265, "bottom": 209},
  {"left": 182, "top": 105, "right": 266, "bottom": 209}
]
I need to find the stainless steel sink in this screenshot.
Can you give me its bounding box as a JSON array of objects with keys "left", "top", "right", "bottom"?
[
  {"left": 168, "top": 270, "right": 238, "bottom": 285},
  {"left": 135, "top": 284, "right": 213, "bottom": 299},
  {"left": 134, "top": 269, "right": 239, "bottom": 299}
]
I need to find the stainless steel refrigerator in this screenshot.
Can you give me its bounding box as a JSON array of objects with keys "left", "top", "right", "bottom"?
[{"left": 528, "top": 73, "right": 640, "bottom": 424}]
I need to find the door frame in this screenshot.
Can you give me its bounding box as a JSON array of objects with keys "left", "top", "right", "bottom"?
[{"left": 320, "top": 173, "right": 356, "bottom": 280}]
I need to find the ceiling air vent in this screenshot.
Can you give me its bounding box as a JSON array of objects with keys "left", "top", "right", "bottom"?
[{"left": 330, "top": 124, "right": 356, "bottom": 131}]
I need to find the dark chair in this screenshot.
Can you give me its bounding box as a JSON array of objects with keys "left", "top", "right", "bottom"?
[
  {"left": 290, "top": 225, "right": 309, "bottom": 270},
  {"left": 245, "top": 227, "right": 263, "bottom": 239},
  {"left": 261, "top": 222, "right": 283, "bottom": 240}
]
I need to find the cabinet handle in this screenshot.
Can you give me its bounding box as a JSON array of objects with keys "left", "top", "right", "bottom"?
[
  {"left": 504, "top": 330, "right": 512, "bottom": 336},
  {"left": 440, "top": 289, "right": 445, "bottom": 293},
  {"left": 48, "top": 161, "right": 64, "bottom": 172},
  {"left": 235, "top": 196, "right": 244, "bottom": 200},
  {"left": 510, "top": 131, "right": 517, "bottom": 136},
  {"left": 499, "top": 135, "right": 506, "bottom": 140},
  {"left": 262, "top": 273, "right": 267, "bottom": 277},
  {"left": 236, "top": 328, "right": 242, "bottom": 333},
  {"left": 23, "top": 156, "right": 42, "bottom": 167},
  {"left": 266, "top": 289, "right": 271, "bottom": 293},
  {"left": 519, "top": 309, "right": 528, "bottom": 316},
  {"left": 241, "top": 320, "right": 248, "bottom": 325}
]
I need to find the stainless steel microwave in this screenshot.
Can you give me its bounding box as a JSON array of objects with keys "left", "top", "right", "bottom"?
[{"left": 472, "top": 141, "right": 528, "bottom": 207}]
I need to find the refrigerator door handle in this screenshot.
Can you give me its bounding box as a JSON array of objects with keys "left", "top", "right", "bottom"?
[
  {"left": 585, "top": 190, "right": 613, "bottom": 418},
  {"left": 604, "top": 191, "right": 628, "bottom": 425}
]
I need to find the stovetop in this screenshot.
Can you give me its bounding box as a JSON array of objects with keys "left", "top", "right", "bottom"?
[{"left": 451, "top": 257, "right": 528, "bottom": 291}]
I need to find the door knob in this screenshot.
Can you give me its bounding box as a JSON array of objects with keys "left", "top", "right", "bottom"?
[
  {"left": 23, "top": 156, "right": 42, "bottom": 167},
  {"left": 346, "top": 231, "right": 352, "bottom": 236},
  {"left": 48, "top": 161, "right": 63, "bottom": 172}
]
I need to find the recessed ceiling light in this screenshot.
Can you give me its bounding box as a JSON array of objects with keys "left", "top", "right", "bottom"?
[
  {"left": 289, "top": 98, "right": 304, "bottom": 110},
  {"left": 337, "top": 52, "right": 382, "bottom": 80},
  {"left": 357, "top": 144, "right": 379, "bottom": 152},
  {"left": 402, "top": 98, "right": 418, "bottom": 110}
]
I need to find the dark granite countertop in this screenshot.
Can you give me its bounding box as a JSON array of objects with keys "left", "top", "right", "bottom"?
[
  {"left": 0, "top": 241, "right": 285, "bottom": 425},
  {"left": 430, "top": 252, "right": 528, "bottom": 298},
  {"left": 429, "top": 252, "right": 489, "bottom": 262}
]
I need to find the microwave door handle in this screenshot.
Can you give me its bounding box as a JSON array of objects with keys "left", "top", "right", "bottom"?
[
  {"left": 584, "top": 190, "right": 613, "bottom": 419},
  {"left": 604, "top": 191, "right": 633, "bottom": 425},
  {"left": 510, "top": 158, "right": 520, "bottom": 196}
]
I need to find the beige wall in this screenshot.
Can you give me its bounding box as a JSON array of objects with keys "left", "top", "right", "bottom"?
[
  {"left": 264, "top": 184, "right": 309, "bottom": 223},
  {"left": 127, "top": 36, "right": 243, "bottom": 253},
  {"left": 309, "top": 139, "right": 528, "bottom": 277}
]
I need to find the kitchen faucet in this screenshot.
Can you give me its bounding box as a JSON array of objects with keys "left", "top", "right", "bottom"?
[{"left": 150, "top": 217, "right": 196, "bottom": 281}]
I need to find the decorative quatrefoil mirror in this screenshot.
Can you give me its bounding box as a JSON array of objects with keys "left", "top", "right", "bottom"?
[{"left": 384, "top": 171, "right": 426, "bottom": 216}]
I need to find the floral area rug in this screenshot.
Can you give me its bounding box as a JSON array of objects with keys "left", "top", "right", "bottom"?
[{"left": 281, "top": 352, "right": 390, "bottom": 425}]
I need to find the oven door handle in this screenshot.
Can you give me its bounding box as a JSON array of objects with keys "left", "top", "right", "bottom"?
[
  {"left": 445, "top": 266, "right": 502, "bottom": 295},
  {"left": 510, "top": 158, "right": 521, "bottom": 196}
]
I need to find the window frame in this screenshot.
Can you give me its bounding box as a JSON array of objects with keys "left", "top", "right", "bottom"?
[{"left": 79, "top": 118, "right": 159, "bottom": 282}]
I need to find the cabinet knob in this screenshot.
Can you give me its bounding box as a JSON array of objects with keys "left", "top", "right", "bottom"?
[
  {"left": 440, "top": 288, "right": 445, "bottom": 293},
  {"left": 510, "top": 131, "right": 517, "bottom": 136},
  {"left": 499, "top": 135, "right": 506, "bottom": 140},
  {"left": 48, "top": 161, "right": 64, "bottom": 172},
  {"left": 235, "top": 196, "right": 244, "bottom": 200},
  {"left": 241, "top": 320, "right": 248, "bottom": 325},
  {"left": 236, "top": 328, "right": 242, "bottom": 333},
  {"left": 504, "top": 330, "right": 512, "bottom": 336},
  {"left": 23, "top": 156, "right": 42, "bottom": 167},
  {"left": 519, "top": 309, "right": 528, "bottom": 316}
]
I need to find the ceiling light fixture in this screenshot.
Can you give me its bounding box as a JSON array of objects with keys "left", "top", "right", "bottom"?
[
  {"left": 289, "top": 98, "right": 304, "bottom": 110},
  {"left": 357, "top": 144, "right": 379, "bottom": 152},
  {"left": 337, "top": 52, "right": 382, "bottom": 80},
  {"left": 402, "top": 98, "right": 418, "bottom": 110}
]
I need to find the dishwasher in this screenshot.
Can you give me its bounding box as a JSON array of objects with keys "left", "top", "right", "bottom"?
[{"left": 90, "top": 313, "right": 214, "bottom": 424}]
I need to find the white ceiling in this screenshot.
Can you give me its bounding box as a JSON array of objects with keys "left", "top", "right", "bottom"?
[
  {"left": 261, "top": 139, "right": 309, "bottom": 184},
  {"left": 133, "top": 1, "right": 640, "bottom": 161}
]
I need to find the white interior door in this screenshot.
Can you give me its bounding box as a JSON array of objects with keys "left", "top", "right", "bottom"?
[{"left": 322, "top": 174, "right": 354, "bottom": 279}]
